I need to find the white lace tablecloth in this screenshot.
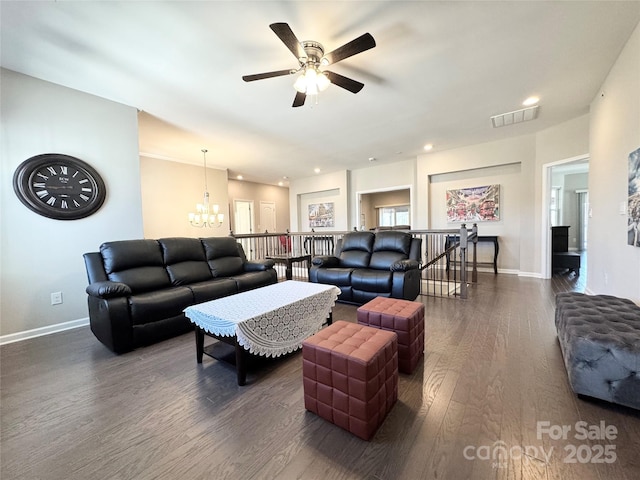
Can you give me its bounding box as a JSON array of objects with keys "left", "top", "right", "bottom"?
[{"left": 184, "top": 281, "right": 340, "bottom": 357}]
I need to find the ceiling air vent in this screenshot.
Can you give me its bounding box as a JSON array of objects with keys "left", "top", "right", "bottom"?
[{"left": 491, "top": 105, "right": 539, "bottom": 128}]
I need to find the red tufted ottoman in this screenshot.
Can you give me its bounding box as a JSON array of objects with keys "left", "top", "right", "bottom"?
[
  {"left": 357, "top": 297, "right": 425, "bottom": 374},
  {"left": 302, "top": 320, "right": 398, "bottom": 440}
]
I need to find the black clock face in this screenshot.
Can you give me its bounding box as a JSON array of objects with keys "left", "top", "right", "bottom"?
[{"left": 13, "top": 154, "right": 106, "bottom": 220}]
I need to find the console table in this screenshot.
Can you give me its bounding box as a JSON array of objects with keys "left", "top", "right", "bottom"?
[
  {"left": 446, "top": 235, "right": 499, "bottom": 274},
  {"left": 265, "top": 254, "right": 311, "bottom": 280},
  {"left": 304, "top": 236, "right": 335, "bottom": 256}
]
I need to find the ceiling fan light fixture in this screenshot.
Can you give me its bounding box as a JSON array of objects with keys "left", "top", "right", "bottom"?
[
  {"left": 317, "top": 72, "right": 330, "bottom": 91},
  {"left": 304, "top": 68, "right": 318, "bottom": 96},
  {"left": 294, "top": 74, "right": 307, "bottom": 93},
  {"left": 245, "top": 23, "right": 376, "bottom": 107},
  {"left": 293, "top": 67, "right": 329, "bottom": 95}
]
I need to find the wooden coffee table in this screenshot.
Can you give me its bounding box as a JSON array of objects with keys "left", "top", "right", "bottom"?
[{"left": 183, "top": 281, "right": 340, "bottom": 385}]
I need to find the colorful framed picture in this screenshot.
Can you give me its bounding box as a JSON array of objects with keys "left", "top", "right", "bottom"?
[
  {"left": 308, "top": 202, "right": 335, "bottom": 228},
  {"left": 446, "top": 184, "right": 500, "bottom": 223}
]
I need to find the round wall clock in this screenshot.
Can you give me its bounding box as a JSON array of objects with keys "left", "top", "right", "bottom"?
[{"left": 13, "top": 153, "right": 106, "bottom": 220}]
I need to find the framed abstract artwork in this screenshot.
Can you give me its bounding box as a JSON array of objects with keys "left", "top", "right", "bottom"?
[
  {"left": 446, "top": 184, "right": 500, "bottom": 223},
  {"left": 308, "top": 202, "right": 335, "bottom": 228}
]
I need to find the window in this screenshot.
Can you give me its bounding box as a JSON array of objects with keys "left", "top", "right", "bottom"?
[
  {"left": 378, "top": 205, "right": 410, "bottom": 227},
  {"left": 549, "top": 187, "right": 561, "bottom": 227}
]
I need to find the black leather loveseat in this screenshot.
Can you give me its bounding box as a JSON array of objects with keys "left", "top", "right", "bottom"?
[
  {"left": 83, "top": 236, "right": 276, "bottom": 354},
  {"left": 309, "top": 231, "right": 422, "bottom": 305}
]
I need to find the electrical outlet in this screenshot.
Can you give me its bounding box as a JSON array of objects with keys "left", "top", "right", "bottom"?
[{"left": 51, "top": 291, "right": 63, "bottom": 305}]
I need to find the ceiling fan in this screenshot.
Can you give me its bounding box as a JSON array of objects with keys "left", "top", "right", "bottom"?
[{"left": 242, "top": 23, "right": 376, "bottom": 107}]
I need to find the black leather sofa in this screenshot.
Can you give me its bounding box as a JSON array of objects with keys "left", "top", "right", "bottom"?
[
  {"left": 309, "top": 231, "right": 422, "bottom": 305},
  {"left": 83, "top": 236, "right": 277, "bottom": 354}
]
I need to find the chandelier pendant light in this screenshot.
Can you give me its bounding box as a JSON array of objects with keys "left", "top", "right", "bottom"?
[{"left": 188, "top": 149, "right": 224, "bottom": 228}]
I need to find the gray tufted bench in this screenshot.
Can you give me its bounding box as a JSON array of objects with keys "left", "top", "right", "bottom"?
[{"left": 555, "top": 292, "right": 640, "bottom": 410}]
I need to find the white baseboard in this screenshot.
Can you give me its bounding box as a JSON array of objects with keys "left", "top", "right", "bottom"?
[
  {"left": 518, "top": 271, "right": 544, "bottom": 278},
  {"left": 0, "top": 317, "right": 89, "bottom": 346}
]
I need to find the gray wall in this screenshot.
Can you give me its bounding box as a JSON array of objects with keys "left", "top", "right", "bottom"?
[
  {"left": 1, "top": 69, "right": 143, "bottom": 337},
  {"left": 588, "top": 22, "right": 640, "bottom": 300}
]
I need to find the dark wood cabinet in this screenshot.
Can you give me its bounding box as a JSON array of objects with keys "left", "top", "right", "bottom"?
[
  {"left": 551, "top": 226, "right": 569, "bottom": 252},
  {"left": 551, "top": 226, "right": 580, "bottom": 273}
]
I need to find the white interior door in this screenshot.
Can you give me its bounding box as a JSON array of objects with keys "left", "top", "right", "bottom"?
[
  {"left": 260, "top": 201, "right": 277, "bottom": 233},
  {"left": 234, "top": 200, "right": 253, "bottom": 234}
]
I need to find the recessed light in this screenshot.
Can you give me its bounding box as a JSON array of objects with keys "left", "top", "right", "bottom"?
[
  {"left": 423, "top": 144, "right": 433, "bottom": 151},
  {"left": 278, "top": 181, "right": 284, "bottom": 186},
  {"left": 368, "top": 157, "right": 376, "bottom": 162},
  {"left": 237, "top": 175, "right": 243, "bottom": 180},
  {"left": 314, "top": 168, "right": 320, "bottom": 174},
  {"left": 523, "top": 96, "right": 539, "bottom": 106}
]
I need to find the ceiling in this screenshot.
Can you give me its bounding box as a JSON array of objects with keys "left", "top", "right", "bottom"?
[{"left": 2, "top": 1, "right": 639, "bottom": 186}]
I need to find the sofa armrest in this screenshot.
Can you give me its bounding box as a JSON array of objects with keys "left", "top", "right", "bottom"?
[
  {"left": 86, "top": 281, "right": 132, "bottom": 299},
  {"left": 391, "top": 259, "right": 420, "bottom": 272},
  {"left": 312, "top": 256, "right": 340, "bottom": 268},
  {"left": 244, "top": 259, "right": 275, "bottom": 272}
]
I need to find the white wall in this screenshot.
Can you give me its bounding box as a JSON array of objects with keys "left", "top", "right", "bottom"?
[
  {"left": 531, "top": 115, "right": 590, "bottom": 276},
  {"left": 289, "top": 170, "right": 349, "bottom": 232},
  {"left": 350, "top": 159, "right": 416, "bottom": 230},
  {"left": 588, "top": 22, "right": 640, "bottom": 301},
  {"left": 141, "top": 156, "right": 229, "bottom": 238},
  {"left": 417, "top": 135, "right": 535, "bottom": 273},
  {"left": 0, "top": 69, "right": 143, "bottom": 337},
  {"left": 227, "top": 179, "right": 290, "bottom": 233}
]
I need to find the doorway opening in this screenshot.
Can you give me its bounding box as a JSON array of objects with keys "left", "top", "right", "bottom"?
[
  {"left": 234, "top": 199, "right": 254, "bottom": 234},
  {"left": 543, "top": 157, "right": 589, "bottom": 279},
  {"left": 357, "top": 186, "right": 413, "bottom": 231}
]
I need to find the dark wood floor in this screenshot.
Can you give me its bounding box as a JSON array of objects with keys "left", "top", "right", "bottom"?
[{"left": 2, "top": 272, "right": 639, "bottom": 480}]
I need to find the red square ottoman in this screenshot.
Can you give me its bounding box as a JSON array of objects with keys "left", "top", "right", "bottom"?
[
  {"left": 357, "top": 297, "right": 425, "bottom": 374},
  {"left": 302, "top": 320, "right": 398, "bottom": 441}
]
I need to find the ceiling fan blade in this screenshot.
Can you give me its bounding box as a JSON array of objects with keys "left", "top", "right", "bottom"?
[
  {"left": 292, "top": 91, "right": 306, "bottom": 107},
  {"left": 242, "top": 69, "right": 293, "bottom": 82},
  {"left": 325, "top": 71, "right": 365, "bottom": 94},
  {"left": 270, "top": 22, "right": 307, "bottom": 60},
  {"left": 322, "top": 33, "right": 376, "bottom": 65}
]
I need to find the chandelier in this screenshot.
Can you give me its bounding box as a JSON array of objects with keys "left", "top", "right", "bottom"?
[{"left": 188, "top": 149, "right": 224, "bottom": 228}]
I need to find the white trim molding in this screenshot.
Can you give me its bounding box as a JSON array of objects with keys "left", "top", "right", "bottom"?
[{"left": 0, "top": 318, "right": 89, "bottom": 345}]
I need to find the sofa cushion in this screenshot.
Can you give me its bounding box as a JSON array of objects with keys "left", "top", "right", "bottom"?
[
  {"left": 129, "top": 287, "right": 194, "bottom": 326},
  {"left": 159, "top": 237, "right": 212, "bottom": 286},
  {"left": 188, "top": 278, "right": 238, "bottom": 304},
  {"left": 101, "top": 240, "right": 170, "bottom": 293},
  {"left": 372, "top": 231, "right": 412, "bottom": 255},
  {"left": 201, "top": 237, "right": 244, "bottom": 277},
  {"left": 351, "top": 269, "right": 393, "bottom": 293},
  {"left": 369, "top": 232, "right": 412, "bottom": 270},
  {"left": 339, "top": 232, "right": 375, "bottom": 268},
  {"left": 231, "top": 270, "right": 278, "bottom": 293}
]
